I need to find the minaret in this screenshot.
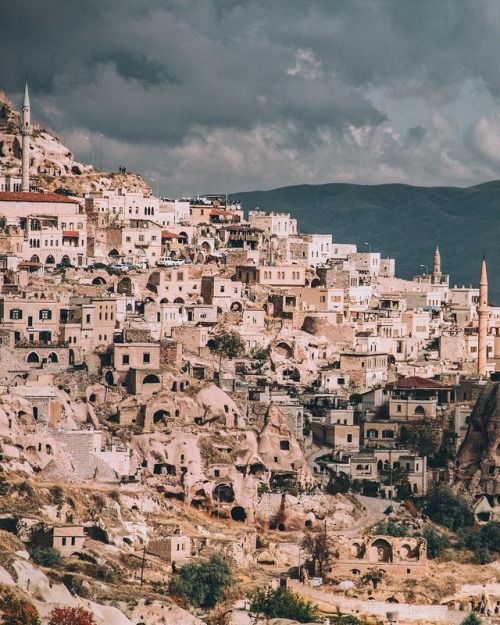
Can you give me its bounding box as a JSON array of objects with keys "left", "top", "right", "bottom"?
[
  {"left": 20, "top": 83, "right": 32, "bottom": 193},
  {"left": 477, "top": 257, "right": 489, "bottom": 377},
  {"left": 431, "top": 246, "right": 441, "bottom": 284}
]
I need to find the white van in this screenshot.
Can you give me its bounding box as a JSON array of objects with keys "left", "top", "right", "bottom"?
[{"left": 156, "top": 257, "right": 185, "bottom": 267}]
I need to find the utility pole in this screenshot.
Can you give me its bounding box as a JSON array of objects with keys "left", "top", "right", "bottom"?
[{"left": 140, "top": 545, "right": 146, "bottom": 586}]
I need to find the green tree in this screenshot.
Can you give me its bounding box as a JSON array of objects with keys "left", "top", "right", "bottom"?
[
  {"left": 168, "top": 553, "right": 234, "bottom": 609},
  {"left": 391, "top": 467, "right": 412, "bottom": 500},
  {"left": 424, "top": 487, "right": 474, "bottom": 531},
  {"left": 210, "top": 328, "right": 246, "bottom": 359},
  {"left": 301, "top": 524, "right": 332, "bottom": 577},
  {"left": 422, "top": 526, "right": 449, "bottom": 559},
  {"left": 249, "top": 586, "right": 318, "bottom": 623},
  {"left": 397, "top": 421, "right": 440, "bottom": 457},
  {"left": 460, "top": 613, "right": 482, "bottom": 625},
  {"left": 458, "top": 521, "right": 500, "bottom": 563},
  {"left": 361, "top": 568, "right": 386, "bottom": 590},
  {"left": 0, "top": 589, "right": 40, "bottom": 625},
  {"left": 325, "top": 473, "right": 350, "bottom": 495}
]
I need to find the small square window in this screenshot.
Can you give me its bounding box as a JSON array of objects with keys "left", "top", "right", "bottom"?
[
  {"left": 143, "top": 353, "right": 151, "bottom": 364},
  {"left": 122, "top": 354, "right": 130, "bottom": 365}
]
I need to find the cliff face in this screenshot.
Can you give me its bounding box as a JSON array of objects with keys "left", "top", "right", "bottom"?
[{"left": 456, "top": 381, "right": 500, "bottom": 493}]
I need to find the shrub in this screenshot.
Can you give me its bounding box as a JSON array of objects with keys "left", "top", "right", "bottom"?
[
  {"left": 29, "top": 547, "right": 63, "bottom": 568},
  {"left": 168, "top": 553, "right": 234, "bottom": 609},
  {"left": 249, "top": 586, "right": 318, "bottom": 623},
  {"left": 48, "top": 606, "right": 96, "bottom": 625},
  {"left": 458, "top": 521, "right": 500, "bottom": 563},
  {"left": 0, "top": 588, "right": 40, "bottom": 625},
  {"left": 372, "top": 520, "right": 408, "bottom": 537}
]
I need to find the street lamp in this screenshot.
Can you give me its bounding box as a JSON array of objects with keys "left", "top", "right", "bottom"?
[
  {"left": 420, "top": 264, "right": 428, "bottom": 275},
  {"left": 85, "top": 136, "right": 94, "bottom": 168},
  {"left": 99, "top": 134, "right": 103, "bottom": 170},
  {"left": 364, "top": 241, "right": 371, "bottom": 254}
]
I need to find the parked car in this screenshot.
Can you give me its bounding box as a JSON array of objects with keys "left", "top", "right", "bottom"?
[
  {"left": 156, "top": 257, "right": 185, "bottom": 267},
  {"left": 85, "top": 262, "right": 109, "bottom": 271},
  {"left": 109, "top": 263, "right": 130, "bottom": 271}
]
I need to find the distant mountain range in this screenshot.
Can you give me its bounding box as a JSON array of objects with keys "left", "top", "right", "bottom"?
[{"left": 230, "top": 181, "right": 500, "bottom": 304}]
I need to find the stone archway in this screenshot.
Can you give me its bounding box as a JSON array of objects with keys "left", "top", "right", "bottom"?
[
  {"left": 144, "top": 374, "right": 160, "bottom": 384},
  {"left": 213, "top": 483, "right": 234, "bottom": 503},
  {"left": 27, "top": 352, "right": 40, "bottom": 364},
  {"left": 371, "top": 538, "right": 393, "bottom": 562}
]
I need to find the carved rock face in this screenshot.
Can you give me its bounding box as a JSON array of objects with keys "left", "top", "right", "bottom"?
[{"left": 457, "top": 381, "right": 500, "bottom": 486}]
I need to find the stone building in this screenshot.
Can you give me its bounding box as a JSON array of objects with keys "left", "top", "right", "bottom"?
[
  {"left": 32, "top": 525, "right": 86, "bottom": 557},
  {"left": 329, "top": 534, "right": 427, "bottom": 578},
  {"left": 148, "top": 535, "right": 192, "bottom": 565}
]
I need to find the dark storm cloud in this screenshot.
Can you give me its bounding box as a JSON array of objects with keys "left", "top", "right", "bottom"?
[
  {"left": 2, "top": 1, "right": 500, "bottom": 192},
  {"left": 0, "top": 0, "right": 388, "bottom": 146}
]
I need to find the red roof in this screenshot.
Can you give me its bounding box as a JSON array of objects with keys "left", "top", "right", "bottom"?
[
  {"left": 210, "top": 208, "right": 232, "bottom": 216},
  {"left": 62, "top": 230, "right": 79, "bottom": 237},
  {"left": 385, "top": 376, "right": 445, "bottom": 390},
  {"left": 0, "top": 192, "right": 79, "bottom": 204},
  {"left": 161, "top": 230, "right": 183, "bottom": 239}
]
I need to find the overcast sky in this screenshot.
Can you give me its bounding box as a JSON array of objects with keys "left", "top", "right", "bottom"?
[{"left": 3, "top": 1, "right": 500, "bottom": 196}]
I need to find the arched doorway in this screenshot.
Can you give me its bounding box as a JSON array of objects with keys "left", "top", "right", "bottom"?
[
  {"left": 143, "top": 374, "right": 160, "bottom": 384},
  {"left": 153, "top": 409, "right": 169, "bottom": 424},
  {"left": 45, "top": 255, "right": 55, "bottom": 265},
  {"left": 27, "top": 352, "right": 40, "bottom": 364},
  {"left": 213, "top": 483, "right": 235, "bottom": 503}
]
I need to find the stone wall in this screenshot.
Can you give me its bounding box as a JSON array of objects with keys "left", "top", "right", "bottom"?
[
  {"left": 255, "top": 493, "right": 283, "bottom": 522},
  {"left": 287, "top": 580, "right": 463, "bottom": 623}
]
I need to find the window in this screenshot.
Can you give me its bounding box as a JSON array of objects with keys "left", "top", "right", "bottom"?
[
  {"left": 39, "top": 309, "right": 52, "bottom": 320},
  {"left": 86, "top": 314, "right": 91, "bottom": 323},
  {"left": 220, "top": 285, "right": 225, "bottom": 293},
  {"left": 122, "top": 354, "right": 130, "bottom": 365},
  {"left": 126, "top": 236, "right": 131, "bottom": 242},
  {"left": 10, "top": 309, "right": 22, "bottom": 320},
  {"left": 143, "top": 353, "right": 151, "bottom": 364},
  {"left": 347, "top": 434, "right": 353, "bottom": 443}
]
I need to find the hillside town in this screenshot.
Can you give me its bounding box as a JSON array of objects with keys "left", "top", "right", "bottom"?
[{"left": 0, "top": 86, "right": 498, "bottom": 625}]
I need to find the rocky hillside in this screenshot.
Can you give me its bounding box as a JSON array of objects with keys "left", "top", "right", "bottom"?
[{"left": 0, "top": 89, "right": 150, "bottom": 196}]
